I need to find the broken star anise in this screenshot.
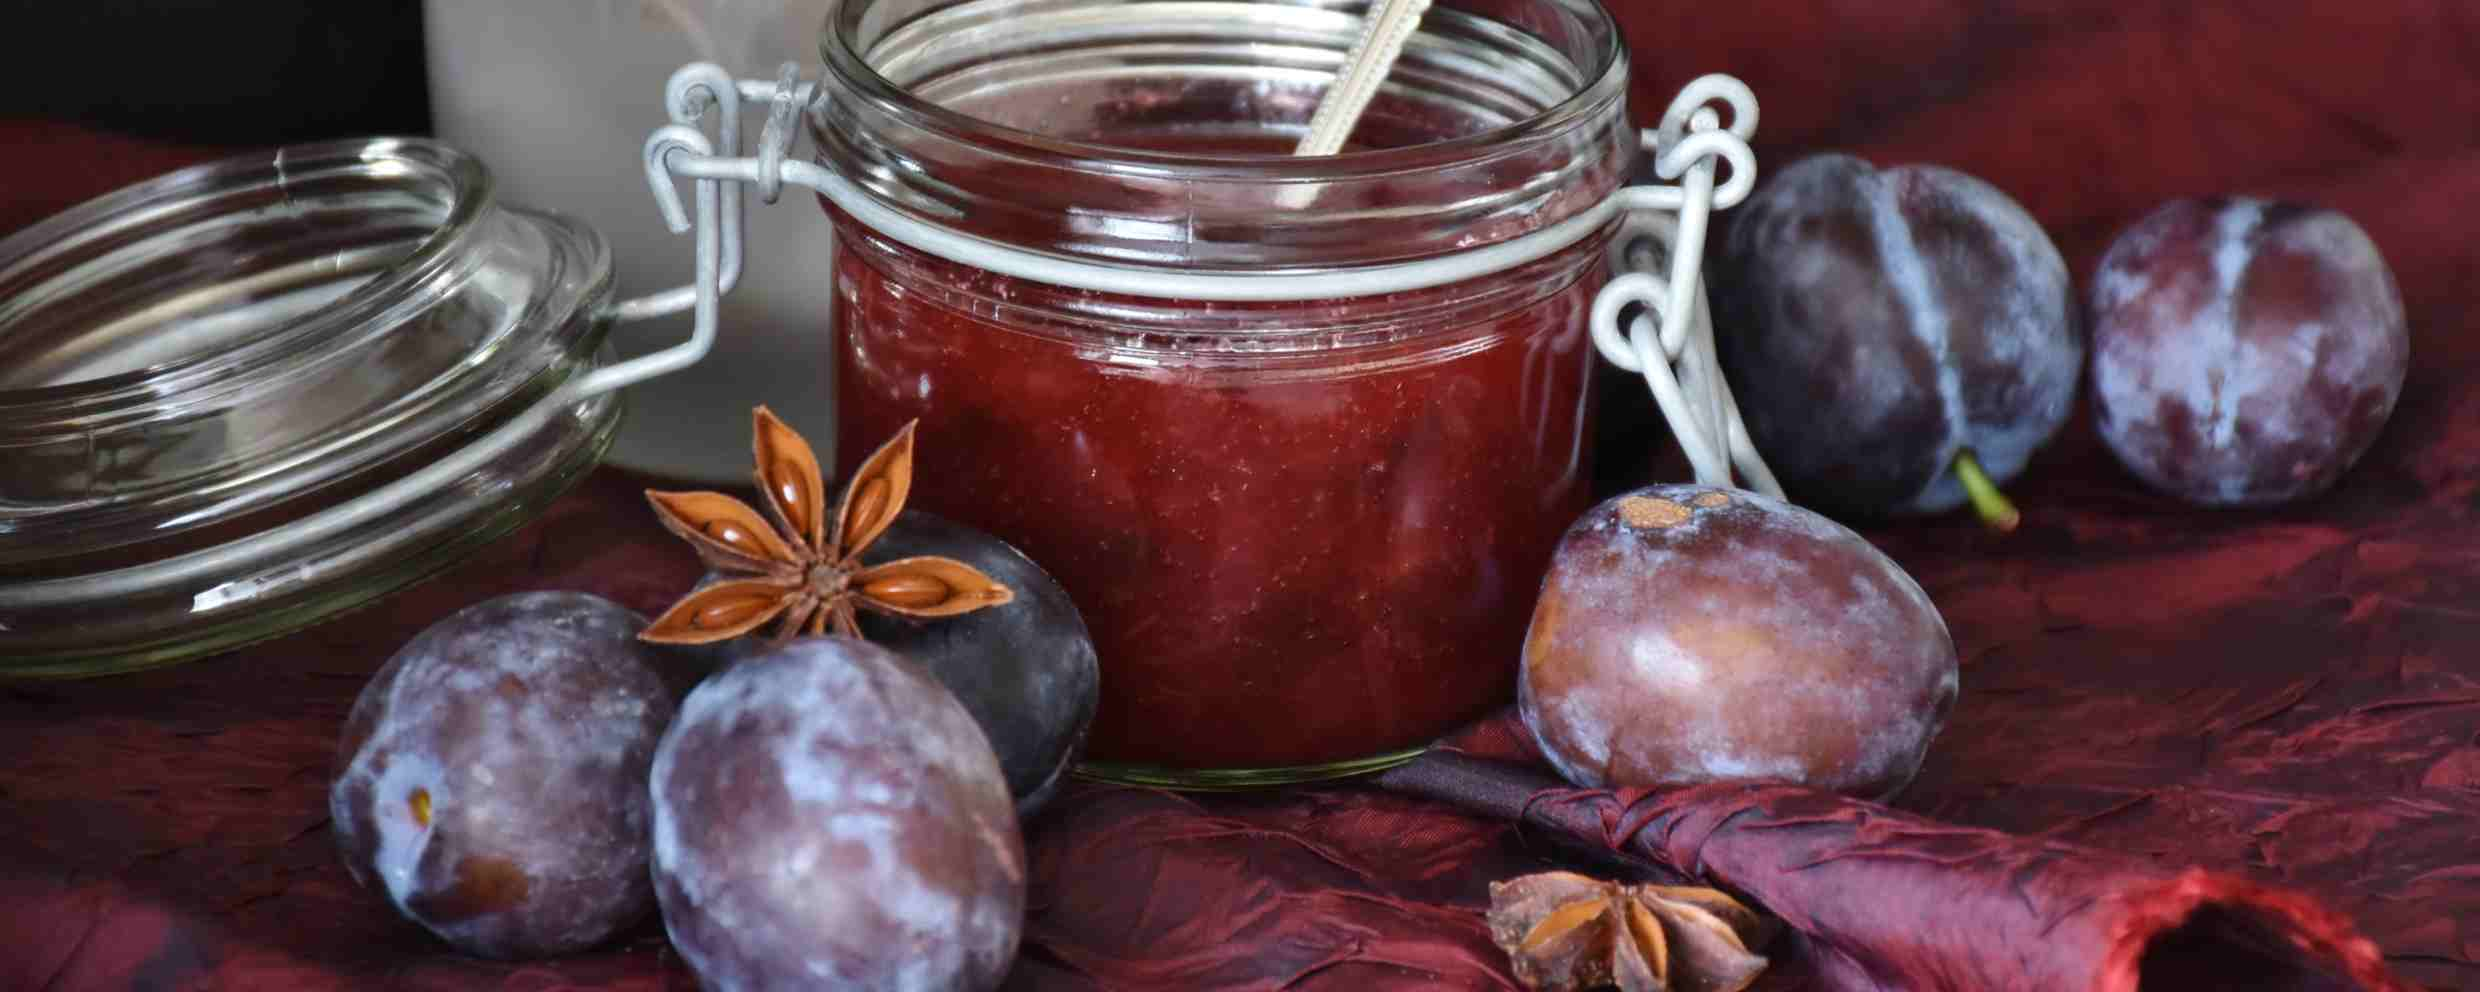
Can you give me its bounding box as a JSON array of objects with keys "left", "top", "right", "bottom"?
[
  {"left": 639, "top": 407, "right": 1013, "bottom": 645},
  {"left": 1487, "top": 871, "right": 1771, "bottom": 992}
]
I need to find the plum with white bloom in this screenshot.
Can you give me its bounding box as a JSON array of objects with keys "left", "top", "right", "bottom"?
[
  {"left": 331, "top": 591, "right": 675, "bottom": 958},
  {"left": 649, "top": 637, "right": 1024, "bottom": 992},
  {"left": 1520, "top": 486, "right": 1957, "bottom": 800},
  {"left": 2088, "top": 197, "right": 2409, "bottom": 506},
  {"left": 1713, "top": 153, "right": 2083, "bottom": 530}
]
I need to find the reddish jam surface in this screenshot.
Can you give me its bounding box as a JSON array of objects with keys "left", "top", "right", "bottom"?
[{"left": 827, "top": 192, "right": 1605, "bottom": 772}]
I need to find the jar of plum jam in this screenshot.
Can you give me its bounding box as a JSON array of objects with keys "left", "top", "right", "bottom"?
[
  {"left": 804, "top": 0, "right": 1637, "bottom": 785},
  {"left": 627, "top": 0, "right": 1767, "bottom": 786}
]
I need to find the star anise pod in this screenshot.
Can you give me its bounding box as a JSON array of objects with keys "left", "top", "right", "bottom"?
[
  {"left": 638, "top": 408, "right": 1013, "bottom": 644},
  {"left": 1487, "top": 871, "right": 1772, "bottom": 992}
]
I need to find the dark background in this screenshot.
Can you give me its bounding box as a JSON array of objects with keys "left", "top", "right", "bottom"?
[{"left": 0, "top": 2, "right": 429, "bottom": 146}]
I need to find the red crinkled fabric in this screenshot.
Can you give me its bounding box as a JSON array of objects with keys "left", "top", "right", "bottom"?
[
  {"left": 1375, "top": 747, "right": 2411, "bottom": 991},
  {"left": 7, "top": 1, "right": 2480, "bottom": 987}
]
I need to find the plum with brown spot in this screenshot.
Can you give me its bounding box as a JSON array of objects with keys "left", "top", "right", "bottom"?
[
  {"left": 1519, "top": 485, "right": 1959, "bottom": 799},
  {"left": 330, "top": 591, "right": 676, "bottom": 959},
  {"left": 1713, "top": 153, "right": 2082, "bottom": 530},
  {"left": 2088, "top": 197, "right": 2409, "bottom": 507},
  {"left": 650, "top": 637, "right": 1025, "bottom": 992}
]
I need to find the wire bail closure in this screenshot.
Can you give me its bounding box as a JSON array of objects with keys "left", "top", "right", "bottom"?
[
  {"left": 601, "top": 62, "right": 1779, "bottom": 495},
  {"left": 1591, "top": 76, "right": 1782, "bottom": 497}
]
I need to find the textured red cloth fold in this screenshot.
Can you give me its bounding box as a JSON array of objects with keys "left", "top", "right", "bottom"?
[{"left": 1376, "top": 750, "right": 2408, "bottom": 992}]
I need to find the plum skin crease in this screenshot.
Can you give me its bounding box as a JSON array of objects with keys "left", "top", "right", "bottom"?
[
  {"left": 650, "top": 637, "right": 1025, "bottom": 992},
  {"left": 329, "top": 591, "right": 677, "bottom": 960},
  {"left": 1519, "top": 485, "right": 1960, "bottom": 800},
  {"left": 2087, "top": 197, "right": 2409, "bottom": 507},
  {"left": 1714, "top": 152, "right": 2082, "bottom": 521}
]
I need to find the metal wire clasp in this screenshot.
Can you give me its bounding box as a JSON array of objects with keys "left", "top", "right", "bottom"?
[
  {"left": 1592, "top": 75, "right": 1781, "bottom": 497},
  {"left": 578, "top": 63, "right": 812, "bottom": 397}
]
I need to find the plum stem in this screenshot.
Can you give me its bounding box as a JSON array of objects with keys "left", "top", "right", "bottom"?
[{"left": 1952, "top": 449, "right": 2021, "bottom": 533}]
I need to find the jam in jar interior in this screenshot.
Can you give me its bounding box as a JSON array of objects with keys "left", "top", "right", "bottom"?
[{"left": 830, "top": 206, "right": 1603, "bottom": 772}]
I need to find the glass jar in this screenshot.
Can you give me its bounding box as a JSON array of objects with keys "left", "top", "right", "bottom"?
[
  {"left": 0, "top": 139, "right": 621, "bottom": 677},
  {"left": 810, "top": 0, "right": 1635, "bottom": 783}
]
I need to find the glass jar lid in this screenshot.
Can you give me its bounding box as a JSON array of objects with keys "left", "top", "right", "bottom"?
[{"left": 0, "top": 138, "right": 622, "bottom": 677}]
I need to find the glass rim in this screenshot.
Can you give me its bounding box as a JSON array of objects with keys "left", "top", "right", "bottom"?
[
  {"left": 815, "top": 0, "right": 1631, "bottom": 182},
  {"left": 0, "top": 135, "right": 614, "bottom": 577},
  {"left": 0, "top": 137, "right": 495, "bottom": 415}
]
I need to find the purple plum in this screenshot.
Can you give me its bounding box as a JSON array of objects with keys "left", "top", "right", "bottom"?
[
  {"left": 1520, "top": 485, "right": 1958, "bottom": 800},
  {"left": 1714, "top": 153, "right": 2082, "bottom": 529},
  {"left": 687, "top": 510, "right": 1099, "bottom": 818},
  {"left": 650, "top": 637, "right": 1024, "bottom": 991},
  {"left": 331, "top": 591, "right": 675, "bottom": 959},
  {"left": 2088, "top": 197, "right": 2409, "bottom": 506}
]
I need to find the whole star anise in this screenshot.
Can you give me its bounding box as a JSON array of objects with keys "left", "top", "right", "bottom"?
[
  {"left": 1487, "top": 871, "right": 1771, "bottom": 992},
  {"left": 638, "top": 407, "right": 1013, "bottom": 644}
]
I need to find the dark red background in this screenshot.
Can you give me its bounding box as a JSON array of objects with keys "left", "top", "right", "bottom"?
[{"left": 6, "top": 2, "right": 2480, "bottom": 988}]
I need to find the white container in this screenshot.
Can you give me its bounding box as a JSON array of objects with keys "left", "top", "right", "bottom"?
[{"left": 423, "top": 0, "right": 839, "bottom": 482}]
